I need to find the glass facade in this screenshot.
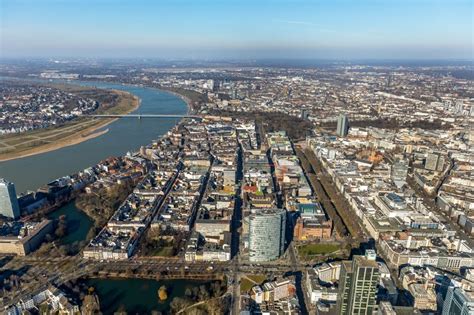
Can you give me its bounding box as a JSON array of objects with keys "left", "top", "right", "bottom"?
[
  {"left": 0, "top": 178, "right": 20, "bottom": 219},
  {"left": 248, "top": 208, "right": 286, "bottom": 262},
  {"left": 337, "top": 253, "right": 380, "bottom": 315},
  {"left": 443, "top": 287, "right": 474, "bottom": 315},
  {"left": 336, "top": 114, "right": 349, "bottom": 137}
]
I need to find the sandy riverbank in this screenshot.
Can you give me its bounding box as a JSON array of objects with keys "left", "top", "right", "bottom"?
[
  {"left": 0, "top": 125, "right": 112, "bottom": 162},
  {"left": 0, "top": 90, "right": 140, "bottom": 162}
]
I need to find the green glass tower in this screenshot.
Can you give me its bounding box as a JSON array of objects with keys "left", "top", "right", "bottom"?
[{"left": 337, "top": 250, "right": 380, "bottom": 315}]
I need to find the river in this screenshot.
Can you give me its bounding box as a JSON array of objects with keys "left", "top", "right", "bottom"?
[
  {"left": 0, "top": 81, "right": 188, "bottom": 194},
  {"left": 0, "top": 81, "right": 188, "bottom": 244}
]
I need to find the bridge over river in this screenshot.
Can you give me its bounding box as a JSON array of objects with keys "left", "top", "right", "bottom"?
[{"left": 83, "top": 114, "right": 202, "bottom": 119}]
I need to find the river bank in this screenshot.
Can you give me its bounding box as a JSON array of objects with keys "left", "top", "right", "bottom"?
[
  {"left": 1, "top": 81, "right": 188, "bottom": 194},
  {"left": 0, "top": 90, "right": 140, "bottom": 162}
]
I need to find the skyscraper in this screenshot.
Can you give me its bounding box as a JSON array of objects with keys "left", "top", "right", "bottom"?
[
  {"left": 0, "top": 178, "right": 20, "bottom": 219},
  {"left": 336, "top": 114, "right": 349, "bottom": 137},
  {"left": 442, "top": 287, "right": 474, "bottom": 315},
  {"left": 248, "top": 208, "right": 286, "bottom": 262},
  {"left": 337, "top": 250, "right": 380, "bottom": 315},
  {"left": 301, "top": 108, "right": 309, "bottom": 120}
]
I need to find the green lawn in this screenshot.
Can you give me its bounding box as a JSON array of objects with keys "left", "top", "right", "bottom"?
[
  {"left": 297, "top": 243, "right": 340, "bottom": 257},
  {"left": 152, "top": 246, "right": 174, "bottom": 257},
  {"left": 240, "top": 274, "right": 266, "bottom": 293}
]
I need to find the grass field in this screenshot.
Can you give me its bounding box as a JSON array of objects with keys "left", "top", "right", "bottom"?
[
  {"left": 0, "top": 88, "right": 139, "bottom": 161},
  {"left": 151, "top": 246, "right": 175, "bottom": 257},
  {"left": 240, "top": 274, "right": 266, "bottom": 293},
  {"left": 297, "top": 243, "right": 340, "bottom": 257}
]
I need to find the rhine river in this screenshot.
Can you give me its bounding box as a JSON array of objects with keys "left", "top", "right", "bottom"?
[
  {"left": 0, "top": 81, "right": 188, "bottom": 194},
  {"left": 0, "top": 81, "right": 200, "bottom": 312}
]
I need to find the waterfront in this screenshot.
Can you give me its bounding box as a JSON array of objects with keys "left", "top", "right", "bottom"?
[
  {"left": 0, "top": 81, "right": 188, "bottom": 194},
  {"left": 83, "top": 278, "right": 214, "bottom": 314}
]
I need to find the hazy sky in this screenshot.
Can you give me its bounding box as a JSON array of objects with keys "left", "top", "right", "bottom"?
[{"left": 1, "top": 0, "right": 473, "bottom": 59}]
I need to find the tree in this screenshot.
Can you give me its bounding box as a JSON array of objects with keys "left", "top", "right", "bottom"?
[
  {"left": 210, "top": 281, "right": 223, "bottom": 297},
  {"left": 185, "top": 288, "right": 192, "bottom": 298},
  {"left": 54, "top": 215, "right": 68, "bottom": 239},
  {"left": 191, "top": 287, "right": 199, "bottom": 300},
  {"left": 170, "top": 297, "right": 192, "bottom": 312},
  {"left": 116, "top": 304, "right": 127, "bottom": 314},
  {"left": 197, "top": 285, "right": 210, "bottom": 301},
  {"left": 45, "top": 233, "right": 53, "bottom": 243},
  {"left": 188, "top": 308, "right": 207, "bottom": 315},
  {"left": 39, "top": 303, "right": 50, "bottom": 314},
  {"left": 158, "top": 285, "right": 168, "bottom": 301}
]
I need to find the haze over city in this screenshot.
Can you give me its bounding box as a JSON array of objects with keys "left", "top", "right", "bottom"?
[{"left": 2, "top": 0, "right": 473, "bottom": 59}]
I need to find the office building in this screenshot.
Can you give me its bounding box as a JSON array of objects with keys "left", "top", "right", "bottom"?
[
  {"left": 377, "top": 301, "right": 421, "bottom": 315},
  {"left": 442, "top": 287, "right": 474, "bottom": 315},
  {"left": 455, "top": 101, "right": 464, "bottom": 115},
  {"left": 0, "top": 220, "right": 54, "bottom": 256},
  {"left": 391, "top": 159, "right": 408, "bottom": 189},
  {"left": 336, "top": 114, "right": 349, "bottom": 137},
  {"left": 0, "top": 178, "right": 20, "bottom": 219},
  {"left": 425, "top": 153, "right": 437, "bottom": 171},
  {"left": 337, "top": 250, "right": 380, "bottom": 315},
  {"left": 301, "top": 108, "right": 310, "bottom": 120},
  {"left": 248, "top": 208, "right": 286, "bottom": 262}
]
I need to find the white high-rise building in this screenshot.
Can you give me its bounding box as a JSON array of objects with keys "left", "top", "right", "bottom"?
[
  {"left": 248, "top": 208, "right": 286, "bottom": 262},
  {"left": 336, "top": 114, "right": 349, "bottom": 137}
]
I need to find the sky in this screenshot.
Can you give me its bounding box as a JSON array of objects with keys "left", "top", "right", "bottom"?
[{"left": 1, "top": 0, "right": 473, "bottom": 60}]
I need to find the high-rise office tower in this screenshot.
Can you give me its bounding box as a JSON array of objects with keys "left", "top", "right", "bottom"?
[
  {"left": 442, "top": 287, "right": 474, "bottom": 315},
  {"left": 337, "top": 250, "right": 380, "bottom": 315},
  {"left": 248, "top": 208, "right": 286, "bottom": 262},
  {"left": 0, "top": 178, "right": 20, "bottom": 219},
  {"left": 301, "top": 108, "right": 309, "bottom": 120},
  {"left": 336, "top": 114, "right": 349, "bottom": 137}
]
